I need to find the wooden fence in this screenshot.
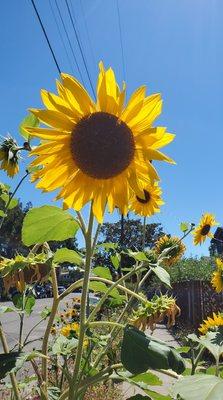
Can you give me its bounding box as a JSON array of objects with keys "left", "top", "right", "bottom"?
[{"left": 172, "top": 280, "right": 223, "bottom": 328}]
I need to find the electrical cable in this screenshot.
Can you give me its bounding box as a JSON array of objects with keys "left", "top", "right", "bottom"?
[
  {"left": 30, "top": 0, "right": 61, "bottom": 74},
  {"left": 116, "top": 0, "right": 126, "bottom": 83}
]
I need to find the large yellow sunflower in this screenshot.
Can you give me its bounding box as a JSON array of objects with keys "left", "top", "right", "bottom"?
[
  {"left": 27, "top": 62, "right": 175, "bottom": 222},
  {"left": 199, "top": 312, "right": 223, "bottom": 335},
  {"left": 155, "top": 235, "right": 186, "bottom": 267},
  {"left": 211, "top": 258, "right": 223, "bottom": 293},
  {"left": 129, "top": 181, "right": 164, "bottom": 217},
  {"left": 193, "top": 213, "right": 218, "bottom": 245}
]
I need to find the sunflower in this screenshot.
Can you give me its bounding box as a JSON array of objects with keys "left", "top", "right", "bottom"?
[
  {"left": 193, "top": 213, "right": 218, "bottom": 245},
  {"left": 198, "top": 312, "right": 223, "bottom": 335},
  {"left": 26, "top": 62, "right": 175, "bottom": 222},
  {"left": 129, "top": 181, "right": 164, "bottom": 217},
  {"left": 0, "top": 136, "right": 19, "bottom": 177},
  {"left": 155, "top": 235, "right": 186, "bottom": 267},
  {"left": 211, "top": 258, "right": 223, "bottom": 293}
]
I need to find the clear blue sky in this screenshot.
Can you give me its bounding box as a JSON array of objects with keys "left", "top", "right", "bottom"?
[{"left": 0, "top": 0, "right": 222, "bottom": 255}]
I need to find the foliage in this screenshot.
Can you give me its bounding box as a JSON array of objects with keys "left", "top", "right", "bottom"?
[{"left": 169, "top": 257, "right": 214, "bottom": 283}]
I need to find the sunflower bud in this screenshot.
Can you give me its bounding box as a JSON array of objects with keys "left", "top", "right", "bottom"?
[{"left": 0, "top": 136, "right": 20, "bottom": 177}]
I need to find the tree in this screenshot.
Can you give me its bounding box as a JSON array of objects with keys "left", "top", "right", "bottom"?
[{"left": 94, "top": 218, "right": 165, "bottom": 276}]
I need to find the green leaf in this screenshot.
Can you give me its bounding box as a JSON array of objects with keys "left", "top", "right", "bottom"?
[
  {"left": 180, "top": 222, "right": 189, "bottom": 232},
  {"left": 132, "top": 371, "right": 162, "bottom": 386},
  {"left": 54, "top": 248, "right": 83, "bottom": 266},
  {"left": 198, "top": 331, "right": 223, "bottom": 363},
  {"left": 7, "top": 198, "right": 18, "bottom": 210},
  {"left": 47, "top": 386, "right": 61, "bottom": 400},
  {"left": 172, "top": 374, "right": 223, "bottom": 400},
  {"left": 89, "top": 281, "right": 120, "bottom": 299},
  {"left": 0, "top": 352, "right": 21, "bottom": 379},
  {"left": 93, "top": 266, "right": 112, "bottom": 280},
  {"left": 11, "top": 351, "right": 47, "bottom": 374},
  {"left": 0, "top": 210, "right": 6, "bottom": 217},
  {"left": 51, "top": 336, "right": 78, "bottom": 356},
  {"left": 126, "top": 251, "right": 149, "bottom": 262},
  {"left": 19, "top": 113, "right": 39, "bottom": 140},
  {"left": 145, "top": 391, "right": 171, "bottom": 400},
  {"left": 0, "top": 193, "right": 9, "bottom": 204},
  {"left": 24, "top": 295, "right": 35, "bottom": 316},
  {"left": 97, "top": 242, "right": 118, "bottom": 250},
  {"left": 41, "top": 306, "right": 52, "bottom": 319},
  {"left": 151, "top": 266, "right": 171, "bottom": 287},
  {"left": 22, "top": 206, "right": 79, "bottom": 246},
  {"left": 0, "top": 306, "right": 17, "bottom": 314},
  {"left": 121, "top": 325, "right": 185, "bottom": 375},
  {"left": 12, "top": 293, "right": 23, "bottom": 310},
  {"left": 110, "top": 253, "right": 120, "bottom": 269}
]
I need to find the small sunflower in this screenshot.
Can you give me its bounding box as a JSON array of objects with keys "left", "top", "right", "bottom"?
[
  {"left": 129, "top": 182, "right": 164, "bottom": 217},
  {"left": 155, "top": 235, "right": 186, "bottom": 267},
  {"left": 211, "top": 258, "right": 223, "bottom": 293},
  {"left": 60, "top": 322, "right": 79, "bottom": 337},
  {"left": 0, "top": 136, "right": 19, "bottom": 177},
  {"left": 193, "top": 213, "right": 218, "bottom": 245},
  {"left": 27, "top": 62, "right": 175, "bottom": 222},
  {"left": 199, "top": 312, "right": 223, "bottom": 335}
]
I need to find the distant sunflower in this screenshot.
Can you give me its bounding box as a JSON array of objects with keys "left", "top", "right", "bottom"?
[
  {"left": 199, "top": 312, "right": 223, "bottom": 335},
  {"left": 27, "top": 62, "right": 175, "bottom": 222},
  {"left": 155, "top": 235, "right": 186, "bottom": 267},
  {"left": 193, "top": 213, "right": 218, "bottom": 245},
  {"left": 211, "top": 258, "right": 223, "bottom": 293},
  {"left": 129, "top": 182, "right": 164, "bottom": 217},
  {"left": 0, "top": 136, "right": 19, "bottom": 177}
]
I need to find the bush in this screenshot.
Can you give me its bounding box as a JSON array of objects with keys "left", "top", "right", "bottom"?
[{"left": 169, "top": 257, "right": 214, "bottom": 283}]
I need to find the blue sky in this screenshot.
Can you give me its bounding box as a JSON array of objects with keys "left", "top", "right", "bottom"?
[{"left": 0, "top": 0, "right": 222, "bottom": 255}]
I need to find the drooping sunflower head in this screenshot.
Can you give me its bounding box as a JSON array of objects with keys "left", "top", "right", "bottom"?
[
  {"left": 193, "top": 213, "right": 218, "bottom": 246},
  {"left": 26, "top": 62, "right": 175, "bottom": 222},
  {"left": 211, "top": 258, "right": 223, "bottom": 293},
  {"left": 199, "top": 312, "right": 223, "bottom": 335},
  {"left": 154, "top": 235, "right": 186, "bottom": 267},
  {"left": 0, "top": 136, "right": 19, "bottom": 177},
  {"left": 129, "top": 181, "right": 164, "bottom": 217}
]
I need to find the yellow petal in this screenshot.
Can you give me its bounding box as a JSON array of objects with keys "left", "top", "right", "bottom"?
[{"left": 29, "top": 109, "right": 75, "bottom": 131}]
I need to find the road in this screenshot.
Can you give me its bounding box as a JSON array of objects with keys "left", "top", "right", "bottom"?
[{"left": 0, "top": 295, "right": 74, "bottom": 351}]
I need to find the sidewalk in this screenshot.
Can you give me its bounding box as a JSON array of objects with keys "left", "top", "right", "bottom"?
[{"left": 122, "top": 324, "right": 179, "bottom": 399}]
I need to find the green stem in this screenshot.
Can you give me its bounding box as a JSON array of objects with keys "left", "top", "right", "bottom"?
[
  {"left": 0, "top": 170, "right": 29, "bottom": 230},
  {"left": 23, "top": 317, "right": 46, "bottom": 346},
  {"left": 41, "top": 266, "right": 59, "bottom": 384},
  {"left": 88, "top": 321, "right": 125, "bottom": 329},
  {"left": 0, "top": 323, "right": 21, "bottom": 400},
  {"left": 68, "top": 203, "right": 94, "bottom": 400}
]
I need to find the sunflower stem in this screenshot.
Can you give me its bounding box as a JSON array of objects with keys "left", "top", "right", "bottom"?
[
  {"left": 69, "top": 203, "right": 94, "bottom": 400},
  {"left": 142, "top": 216, "right": 147, "bottom": 250}
]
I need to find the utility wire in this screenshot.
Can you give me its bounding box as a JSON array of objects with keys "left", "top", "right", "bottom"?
[
  {"left": 116, "top": 0, "right": 126, "bottom": 83},
  {"left": 30, "top": 0, "right": 61, "bottom": 74},
  {"left": 54, "top": 0, "right": 85, "bottom": 84},
  {"left": 79, "top": 0, "right": 96, "bottom": 69},
  {"left": 48, "top": 0, "right": 75, "bottom": 74},
  {"left": 65, "top": 0, "right": 96, "bottom": 99}
]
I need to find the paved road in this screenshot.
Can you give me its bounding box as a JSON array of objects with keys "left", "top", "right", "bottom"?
[{"left": 0, "top": 295, "right": 74, "bottom": 351}]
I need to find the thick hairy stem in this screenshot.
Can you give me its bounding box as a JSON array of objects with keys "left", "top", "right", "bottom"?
[
  {"left": 0, "top": 324, "right": 21, "bottom": 400},
  {"left": 41, "top": 267, "right": 59, "bottom": 384},
  {"left": 142, "top": 216, "right": 146, "bottom": 250},
  {"left": 68, "top": 204, "right": 94, "bottom": 400}
]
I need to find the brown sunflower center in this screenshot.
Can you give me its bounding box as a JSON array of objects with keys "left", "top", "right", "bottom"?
[
  {"left": 136, "top": 190, "right": 151, "bottom": 204},
  {"left": 71, "top": 112, "right": 135, "bottom": 179},
  {"left": 201, "top": 224, "right": 211, "bottom": 236}
]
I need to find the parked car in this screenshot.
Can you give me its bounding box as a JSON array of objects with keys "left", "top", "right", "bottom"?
[
  {"left": 57, "top": 285, "right": 66, "bottom": 295},
  {"left": 34, "top": 284, "right": 47, "bottom": 299}
]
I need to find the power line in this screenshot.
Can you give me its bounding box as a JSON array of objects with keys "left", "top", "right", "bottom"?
[
  {"left": 79, "top": 0, "right": 96, "bottom": 69},
  {"left": 54, "top": 0, "right": 85, "bottom": 84},
  {"left": 48, "top": 0, "right": 75, "bottom": 74},
  {"left": 30, "top": 0, "right": 61, "bottom": 74},
  {"left": 65, "top": 0, "right": 96, "bottom": 99},
  {"left": 116, "top": 0, "right": 126, "bottom": 83}
]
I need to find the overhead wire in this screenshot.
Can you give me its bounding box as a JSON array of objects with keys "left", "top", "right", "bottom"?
[
  {"left": 116, "top": 0, "right": 126, "bottom": 84},
  {"left": 79, "top": 0, "right": 96, "bottom": 69},
  {"left": 64, "top": 0, "right": 96, "bottom": 99},
  {"left": 54, "top": 0, "right": 85, "bottom": 84},
  {"left": 30, "top": 0, "right": 61, "bottom": 74},
  {"left": 48, "top": 0, "right": 75, "bottom": 74}
]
